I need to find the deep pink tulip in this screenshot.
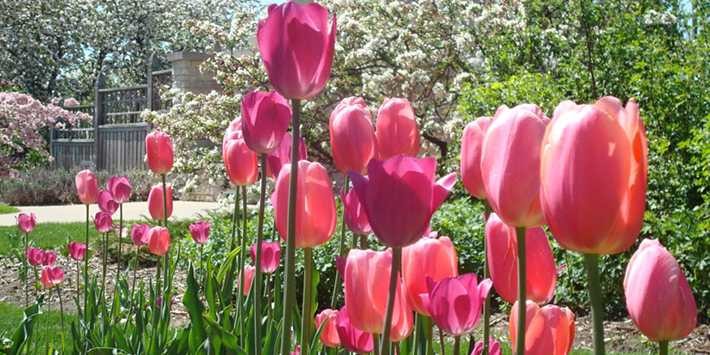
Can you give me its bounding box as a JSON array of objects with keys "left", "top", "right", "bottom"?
[
  {"left": 17, "top": 212, "right": 36, "bottom": 234},
  {"left": 257, "top": 1, "right": 336, "bottom": 100},
  {"left": 94, "top": 211, "right": 113, "bottom": 233},
  {"left": 42, "top": 250, "right": 57, "bottom": 266},
  {"left": 239, "top": 264, "right": 256, "bottom": 296},
  {"left": 266, "top": 132, "right": 308, "bottom": 178},
  {"left": 67, "top": 241, "right": 87, "bottom": 261},
  {"left": 40, "top": 266, "right": 64, "bottom": 289},
  {"left": 541, "top": 97, "right": 647, "bottom": 254},
  {"left": 350, "top": 156, "right": 456, "bottom": 248},
  {"left": 344, "top": 248, "right": 413, "bottom": 340},
  {"left": 315, "top": 309, "right": 340, "bottom": 348},
  {"left": 75, "top": 169, "right": 99, "bottom": 204},
  {"left": 485, "top": 213, "right": 557, "bottom": 304},
  {"left": 481, "top": 104, "right": 548, "bottom": 227},
  {"left": 97, "top": 190, "right": 118, "bottom": 215},
  {"left": 420, "top": 273, "right": 492, "bottom": 336},
  {"left": 250, "top": 240, "right": 281, "bottom": 273},
  {"left": 375, "top": 98, "right": 420, "bottom": 160},
  {"left": 472, "top": 338, "right": 502, "bottom": 355},
  {"left": 107, "top": 176, "right": 132, "bottom": 204},
  {"left": 402, "top": 235, "right": 458, "bottom": 315},
  {"left": 147, "top": 184, "right": 173, "bottom": 221},
  {"left": 145, "top": 130, "right": 174, "bottom": 174},
  {"left": 460, "top": 117, "right": 492, "bottom": 200},
  {"left": 509, "top": 301, "right": 576, "bottom": 355},
  {"left": 272, "top": 160, "right": 336, "bottom": 248},
  {"left": 329, "top": 97, "right": 376, "bottom": 173},
  {"left": 290, "top": 345, "right": 301, "bottom": 355},
  {"left": 336, "top": 306, "right": 374, "bottom": 353},
  {"left": 241, "top": 90, "right": 291, "bottom": 154},
  {"left": 188, "top": 220, "right": 210, "bottom": 244},
  {"left": 130, "top": 223, "right": 151, "bottom": 246},
  {"left": 147, "top": 226, "right": 170, "bottom": 256},
  {"left": 342, "top": 188, "right": 371, "bottom": 235},
  {"left": 624, "top": 239, "right": 697, "bottom": 341},
  {"left": 26, "top": 247, "right": 44, "bottom": 266},
  {"left": 223, "top": 138, "right": 259, "bottom": 186}
]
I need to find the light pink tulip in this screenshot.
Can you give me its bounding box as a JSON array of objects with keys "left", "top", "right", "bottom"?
[
  {"left": 342, "top": 188, "right": 371, "bottom": 236},
  {"left": 222, "top": 118, "right": 243, "bottom": 158},
  {"left": 460, "top": 117, "right": 492, "bottom": 200},
  {"left": 97, "top": 190, "right": 118, "bottom": 215},
  {"left": 189, "top": 220, "right": 211, "bottom": 244},
  {"left": 472, "top": 338, "right": 502, "bottom": 355},
  {"left": 107, "top": 176, "right": 132, "bottom": 204},
  {"left": 336, "top": 306, "right": 374, "bottom": 353},
  {"left": 223, "top": 138, "right": 259, "bottom": 186},
  {"left": 241, "top": 90, "right": 291, "bottom": 154},
  {"left": 375, "top": 98, "right": 420, "bottom": 160},
  {"left": 145, "top": 130, "right": 174, "bottom": 174},
  {"left": 94, "top": 211, "right": 113, "bottom": 233},
  {"left": 147, "top": 226, "right": 170, "bottom": 256},
  {"left": 26, "top": 247, "right": 44, "bottom": 266},
  {"left": 67, "top": 241, "right": 87, "bottom": 261},
  {"left": 315, "top": 309, "right": 340, "bottom": 348},
  {"left": 624, "top": 239, "right": 697, "bottom": 341},
  {"left": 509, "top": 301, "right": 576, "bottom": 355},
  {"left": 147, "top": 184, "right": 173, "bottom": 221},
  {"left": 130, "top": 223, "right": 151, "bottom": 246},
  {"left": 75, "top": 169, "right": 99, "bottom": 204},
  {"left": 420, "top": 274, "right": 492, "bottom": 336},
  {"left": 250, "top": 240, "right": 281, "bottom": 273},
  {"left": 329, "top": 97, "right": 376, "bottom": 173},
  {"left": 266, "top": 132, "right": 308, "bottom": 178},
  {"left": 402, "top": 236, "right": 458, "bottom": 315},
  {"left": 239, "top": 265, "right": 256, "bottom": 296},
  {"left": 17, "top": 212, "right": 36, "bottom": 234},
  {"left": 40, "top": 266, "right": 64, "bottom": 289}
]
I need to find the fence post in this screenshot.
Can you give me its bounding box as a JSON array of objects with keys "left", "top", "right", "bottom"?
[
  {"left": 94, "top": 71, "right": 105, "bottom": 170},
  {"left": 146, "top": 53, "right": 155, "bottom": 111}
]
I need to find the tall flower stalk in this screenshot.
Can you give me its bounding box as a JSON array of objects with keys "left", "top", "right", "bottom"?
[{"left": 253, "top": 155, "right": 269, "bottom": 354}]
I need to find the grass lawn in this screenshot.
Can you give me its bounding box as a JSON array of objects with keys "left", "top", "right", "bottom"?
[
  {"left": 0, "top": 203, "right": 19, "bottom": 215},
  {"left": 0, "top": 301, "right": 74, "bottom": 352},
  {"left": 0, "top": 222, "right": 101, "bottom": 256}
]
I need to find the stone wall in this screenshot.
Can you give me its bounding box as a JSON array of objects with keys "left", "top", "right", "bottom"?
[{"left": 167, "top": 51, "right": 221, "bottom": 94}]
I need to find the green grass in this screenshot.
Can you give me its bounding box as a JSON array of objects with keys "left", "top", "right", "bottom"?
[
  {"left": 0, "top": 221, "right": 101, "bottom": 256},
  {"left": 0, "top": 203, "right": 19, "bottom": 214},
  {"left": 0, "top": 301, "right": 74, "bottom": 352}
]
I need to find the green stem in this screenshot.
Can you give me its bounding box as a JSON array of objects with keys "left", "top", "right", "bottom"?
[
  {"left": 380, "top": 247, "right": 402, "bottom": 355},
  {"left": 659, "top": 341, "right": 669, "bottom": 355},
  {"left": 425, "top": 316, "right": 434, "bottom": 355},
  {"left": 200, "top": 244, "right": 205, "bottom": 287},
  {"left": 236, "top": 187, "right": 248, "bottom": 345},
  {"left": 230, "top": 187, "right": 240, "bottom": 251},
  {"left": 359, "top": 234, "right": 368, "bottom": 249},
  {"left": 118, "top": 204, "right": 123, "bottom": 271},
  {"left": 584, "top": 253, "right": 605, "bottom": 355},
  {"left": 301, "top": 247, "right": 314, "bottom": 355},
  {"left": 515, "top": 227, "right": 526, "bottom": 355},
  {"left": 76, "top": 261, "right": 80, "bottom": 307},
  {"left": 373, "top": 334, "right": 381, "bottom": 355},
  {"left": 102, "top": 232, "right": 107, "bottom": 292},
  {"left": 57, "top": 286, "right": 65, "bottom": 353},
  {"left": 438, "top": 328, "right": 446, "bottom": 355},
  {"left": 453, "top": 336, "right": 460, "bottom": 355},
  {"left": 83, "top": 204, "right": 89, "bottom": 316},
  {"left": 280, "top": 98, "right": 301, "bottom": 355},
  {"left": 23, "top": 232, "right": 28, "bottom": 307},
  {"left": 161, "top": 174, "right": 168, "bottom": 228},
  {"left": 254, "top": 154, "right": 268, "bottom": 355},
  {"left": 482, "top": 202, "right": 492, "bottom": 355},
  {"left": 330, "top": 176, "right": 349, "bottom": 308}
]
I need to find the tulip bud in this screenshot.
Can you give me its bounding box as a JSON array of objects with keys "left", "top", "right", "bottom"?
[
  {"left": 94, "top": 211, "right": 113, "bottom": 233},
  {"left": 17, "top": 212, "right": 36, "bottom": 234},
  {"left": 460, "top": 117, "right": 492, "bottom": 200},
  {"left": 107, "top": 176, "right": 132, "bottom": 204},
  {"left": 402, "top": 236, "right": 458, "bottom": 315},
  {"left": 130, "top": 223, "right": 151, "bottom": 246},
  {"left": 336, "top": 306, "right": 374, "bottom": 353},
  {"left": 509, "top": 301, "right": 575, "bottom": 355},
  {"left": 329, "top": 97, "right": 376, "bottom": 173},
  {"left": 250, "top": 240, "right": 281, "bottom": 273},
  {"left": 97, "top": 190, "right": 118, "bottom": 215},
  {"left": 342, "top": 188, "right": 371, "bottom": 236},
  {"left": 239, "top": 264, "right": 256, "bottom": 296},
  {"left": 42, "top": 250, "right": 57, "bottom": 266},
  {"left": 315, "top": 309, "right": 340, "bottom": 348},
  {"left": 375, "top": 98, "right": 420, "bottom": 160},
  {"left": 241, "top": 90, "right": 291, "bottom": 154},
  {"left": 75, "top": 169, "right": 99, "bottom": 205},
  {"left": 472, "top": 338, "right": 502, "bottom": 355},
  {"left": 40, "top": 266, "right": 64, "bottom": 289},
  {"left": 145, "top": 130, "right": 174, "bottom": 174},
  {"left": 223, "top": 138, "right": 259, "bottom": 186},
  {"left": 67, "top": 241, "right": 87, "bottom": 261},
  {"left": 147, "top": 226, "right": 171, "bottom": 256},
  {"left": 421, "top": 274, "right": 492, "bottom": 336},
  {"left": 147, "top": 184, "right": 173, "bottom": 221},
  {"left": 26, "top": 247, "right": 44, "bottom": 266},
  {"left": 189, "top": 220, "right": 211, "bottom": 245}
]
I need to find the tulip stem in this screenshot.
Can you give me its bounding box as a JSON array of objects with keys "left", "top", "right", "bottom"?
[
  {"left": 482, "top": 203, "right": 492, "bottom": 355},
  {"left": 102, "top": 232, "right": 107, "bottom": 293},
  {"left": 76, "top": 261, "right": 80, "bottom": 307},
  {"left": 23, "top": 232, "right": 28, "bottom": 307},
  {"left": 515, "top": 227, "right": 526, "bottom": 355},
  {"left": 83, "top": 204, "right": 89, "bottom": 315},
  {"left": 253, "top": 154, "right": 268, "bottom": 355},
  {"left": 118, "top": 203, "right": 123, "bottom": 272},
  {"left": 584, "top": 253, "right": 605, "bottom": 355},
  {"left": 281, "top": 98, "right": 301, "bottom": 355},
  {"left": 330, "top": 176, "right": 349, "bottom": 308},
  {"left": 301, "top": 247, "right": 314, "bottom": 355},
  {"left": 236, "top": 186, "right": 248, "bottom": 344},
  {"left": 359, "top": 235, "right": 368, "bottom": 249},
  {"left": 438, "top": 328, "right": 446, "bottom": 355},
  {"left": 380, "top": 247, "right": 401, "bottom": 355},
  {"left": 659, "top": 341, "right": 669, "bottom": 355},
  {"left": 453, "top": 336, "right": 460, "bottom": 355},
  {"left": 57, "top": 286, "right": 65, "bottom": 353},
  {"left": 230, "top": 187, "right": 240, "bottom": 251}
]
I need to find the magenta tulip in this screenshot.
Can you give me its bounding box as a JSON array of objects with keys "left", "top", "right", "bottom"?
[
  {"left": 250, "top": 240, "right": 281, "bottom": 273},
  {"left": 26, "top": 247, "right": 44, "bottom": 266},
  {"left": 402, "top": 235, "right": 458, "bottom": 315},
  {"left": 67, "top": 241, "right": 87, "bottom": 261},
  {"left": 329, "top": 97, "right": 376, "bottom": 173},
  {"left": 315, "top": 309, "right": 340, "bottom": 348},
  {"left": 40, "top": 266, "right": 64, "bottom": 289},
  {"left": 336, "top": 306, "right": 374, "bottom": 353},
  {"left": 342, "top": 188, "right": 371, "bottom": 236},
  {"left": 272, "top": 160, "right": 336, "bottom": 248},
  {"left": 624, "top": 239, "right": 697, "bottom": 341},
  {"left": 42, "top": 250, "right": 57, "bottom": 266},
  {"left": 223, "top": 138, "right": 259, "bottom": 186},
  {"left": 509, "top": 301, "right": 576, "bottom": 355},
  {"left": 145, "top": 130, "right": 174, "bottom": 174},
  {"left": 420, "top": 273, "right": 492, "bottom": 336},
  {"left": 107, "top": 176, "right": 132, "bottom": 204},
  {"left": 188, "top": 220, "right": 211, "bottom": 244},
  {"left": 130, "top": 223, "right": 150, "bottom": 246},
  {"left": 541, "top": 97, "right": 647, "bottom": 254},
  {"left": 375, "top": 98, "right": 420, "bottom": 160},
  {"left": 97, "top": 190, "right": 118, "bottom": 215},
  {"left": 472, "top": 338, "right": 502, "bottom": 355},
  {"left": 75, "top": 169, "right": 99, "bottom": 204},
  {"left": 17, "top": 212, "right": 36, "bottom": 234},
  {"left": 266, "top": 132, "right": 308, "bottom": 178},
  {"left": 350, "top": 156, "right": 456, "bottom": 248},
  {"left": 460, "top": 117, "right": 492, "bottom": 200},
  {"left": 147, "top": 226, "right": 170, "bottom": 256},
  {"left": 485, "top": 213, "right": 557, "bottom": 304},
  {"left": 147, "top": 184, "right": 173, "bottom": 221},
  {"left": 241, "top": 90, "right": 291, "bottom": 154},
  {"left": 257, "top": 1, "right": 336, "bottom": 100},
  {"left": 94, "top": 211, "right": 113, "bottom": 233}
]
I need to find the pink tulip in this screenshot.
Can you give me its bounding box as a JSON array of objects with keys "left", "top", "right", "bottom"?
[
  {"left": 223, "top": 138, "right": 259, "bottom": 186},
  {"left": 290, "top": 345, "right": 301, "bottom": 355},
  {"left": 250, "top": 240, "right": 281, "bottom": 273},
  {"left": 336, "top": 306, "right": 374, "bottom": 353},
  {"left": 481, "top": 104, "right": 548, "bottom": 227},
  {"left": 75, "top": 169, "right": 99, "bottom": 204},
  {"left": 485, "top": 213, "right": 557, "bottom": 304},
  {"left": 375, "top": 98, "right": 420, "bottom": 160},
  {"left": 315, "top": 309, "right": 340, "bottom": 348},
  {"left": 17, "top": 212, "right": 36, "bottom": 234},
  {"left": 472, "top": 338, "right": 502, "bottom": 355},
  {"left": 223, "top": 118, "right": 243, "bottom": 146},
  {"left": 26, "top": 247, "right": 44, "bottom": 266},
  {"left": 420, "top": 274, "right": 492, "bottom": 336},
  {"left": 147, "top": 184, "right": 173, "bottom": 221},
  {"left": 94, "top": 211, "right": 113, "bottom": 233},
  {"left": 97, "top": 190, "right": 118, "bottom": 215},
  {"left": 342, "top": 188, "right": 371, "bottom": 236},
  {"left": 67, "top": 241, "right": 87, "bottom": 261},
  {"left": 257, "top": 1, "right": 336, "bottom": 100},
  {"left": 272, "top": 160, "right": 336, "bottom": 248},
  {"left": 147, "top": 226, "right": 170, "bottom": 256},
  {"left": 509, "top": 301, "right": 576, "bottom": 355},
  {"left": 350, "top": 156, "right": 456, "bottom": 248},
  {"left": 42, "top": 250, "right": 57, "bottom": 266},
  {"left": 329, "top": 97, "right": 376, "bottom": 173},
  {"left": 624, "top": 239, "right": 697, "bottom": 341},
  {"left": 107, "top": 176, "right": 132, "bottom": 204},
  {"left": 239, "top": 264, "right": 256, "bottom": 296},
  {"left": 402, "top": 236, "right": 458, "bottom": 315},
  {"left": 541, "top": 97, "right": 647, "bottom": 254},
  {"left": 241, "top": 90, "right": 291, "bottom": 154},
  {"left": 130, "top": 223, "right": 151, "bottom": 246},
  {"left": 460, "top": 117, "right": 492, "bottom": 200},
  {"left": 266, "top": 132, "right": 308, "bottom": 178},
  {"left": 344, "top": 248, "right": 413, "bottom": 340},
  {"left": 145, "top": 130, "right": 174, "bottom": 174},
  {"left": 40, "top": 266, "right": 64, "bottom": 289},
  {"left": 189, "top": 220, "right": 211, "bottom": 245}
]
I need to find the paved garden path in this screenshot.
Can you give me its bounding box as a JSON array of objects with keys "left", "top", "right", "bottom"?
[{"left": 0, "top": 201, "right": 222, "bottom": 226}]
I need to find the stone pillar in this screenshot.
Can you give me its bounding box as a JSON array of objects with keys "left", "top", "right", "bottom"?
[{"left": 166, "top": 51, "right": 221, "bottom": 94}]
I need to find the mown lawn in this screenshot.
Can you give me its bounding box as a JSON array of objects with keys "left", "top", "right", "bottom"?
[
  {"left": 0, "top": 222, "right": 100, "bottom": 256},
  {"left": 0, "top": 203, "right": 19, "bottom": 215},
  {"left": 0, "top": 301, "right": 74, "bottom": 352}
]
